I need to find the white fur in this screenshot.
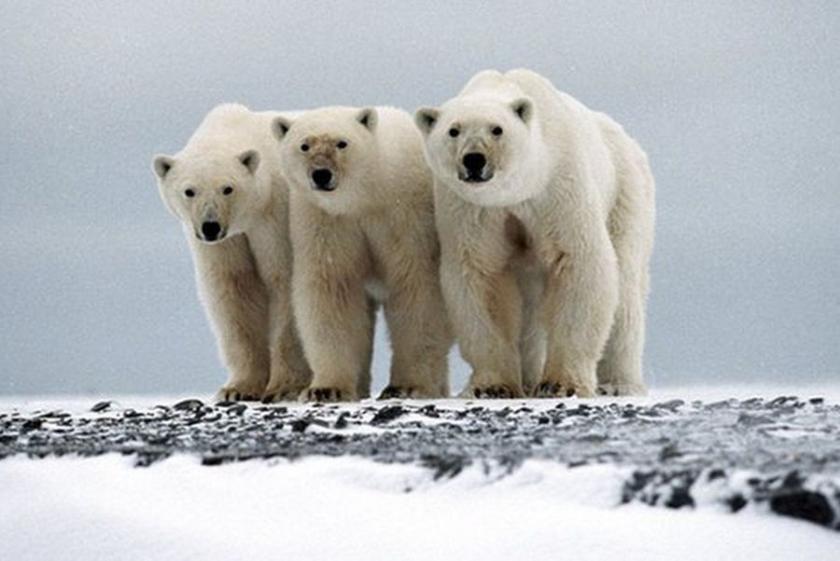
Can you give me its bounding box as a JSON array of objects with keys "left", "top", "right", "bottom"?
[
  {"left": 416, "top": 69, "right": 655, "bottom": 398},
  {"left": 273, "top": 106, "right": 453, "bottom": 402},
  {"left": 152, "top": 103, "right": 311, "bottom": 402}
]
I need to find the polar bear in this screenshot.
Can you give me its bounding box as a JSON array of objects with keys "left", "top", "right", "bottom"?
[
  {"left": 271, "top": 106, "right": 453, "bottom": 402},
  {"left": 415, "top": 69, "right": 655, "bottom": 398},
  {"left": 152, "top": 103, "right": 312, "bottom": 402}
]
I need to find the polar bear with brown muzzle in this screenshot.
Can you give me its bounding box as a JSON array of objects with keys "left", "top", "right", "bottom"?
[{"left": 272, "top": 106, "right": 453, "bottom": 402}]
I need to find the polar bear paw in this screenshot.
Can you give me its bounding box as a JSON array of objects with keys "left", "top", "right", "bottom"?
[
  {"left": 300, "top": 386, "right": 357, "bottom": 403},
  {"left": 596, "top": 382, "right": 647, "bottom": 397},
  {"left": 461, "top": 383, "right": 524, "bottom": 399},
  {"left": 378, "top": 385, "right": 444, "bottom": 400},
  {"left": 215, "top": 384, "right": 264, "bottom": 403},
  {"left": 261, "top": 385, "right": 307, "bottom": 403},
  {"left": 533, "top": 381, "right": 596, "bottom": 399}
]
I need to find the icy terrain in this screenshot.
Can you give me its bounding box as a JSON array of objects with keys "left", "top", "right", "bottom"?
[{"left": 1, "top": 387, "right": 839, "bottom": 560}]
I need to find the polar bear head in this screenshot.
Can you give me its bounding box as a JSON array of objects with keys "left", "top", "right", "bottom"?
[
  {"left": 415, "top": 96, "right": 543, "bottom": 207},
  {"left": 271, "top": 107, "right": 379, "bottom": 215},
  {"left": 151, "top": 148, "right": 264, "bottom": 244}
]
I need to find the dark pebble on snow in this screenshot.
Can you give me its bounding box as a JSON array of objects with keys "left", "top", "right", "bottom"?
[
  {"left": 371, "top": 405, "right": 406, "bottom": 424},
  {"left": 290, "top": 418, "right": 310, "bottom": 433},
  {"left": 21, "top": 419, "right": 42, "bottom": 432},
  {"left": 770, "top": 491, "right": 835, "bottom": 527},
  {"left": 173, "top": 399, "right": 204, "bottom": 412},
  {"left": 90, "top": 401, "right": 113, "bottom": 413}
]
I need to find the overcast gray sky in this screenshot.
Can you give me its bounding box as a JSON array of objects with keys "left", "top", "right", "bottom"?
[{"left": 1, "top": 1, "right": 838, "bottom": 395}]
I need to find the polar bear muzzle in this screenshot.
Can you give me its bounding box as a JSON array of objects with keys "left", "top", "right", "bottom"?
[
  {"left": 311, "top": 168, "right": 336, "bottom": 191},
  {"left": 199, "top": 220, "right": 225, "bottom": 243},
  {"left": 460, "top": 151, "right": 494, "bottom": 183}
]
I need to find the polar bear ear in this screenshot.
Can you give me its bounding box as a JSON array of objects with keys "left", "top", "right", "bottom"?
[
  {"left": 238, "top": 150, "right": 260, "bottom": 174},
  {"left": 510, "top": 98, "right": 533, "bottom": 125},
  {"left": 272, "top": 116, "right": 294, "bottom": 141},
  {"left": 356, "top": 108, "right": 378, "bottom": 132},
  {"left": 414, "top": 107, "right": 440, "bottom": 136},
  {"left": 152, "top": 155, "right": 175, "bottom": 180}
]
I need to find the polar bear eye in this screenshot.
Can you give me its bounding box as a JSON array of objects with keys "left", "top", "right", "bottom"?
[
  {"left": 184, "top": 188, "right": 195, "bottom": 198},
  {"left": 448, "top": 128, "right": 460, "bottom": 138},
  {"left": 492, "top": 126, "right": 503, "bottom": 136},
  {"left": 222, "top": 186, "right": 234, "bottom": 196},
  {"left": 300, "top": 143, "right": 310, "bottom": 152},
  {"left": 337, "top": 140, "right": 348, "bottom": 150}
]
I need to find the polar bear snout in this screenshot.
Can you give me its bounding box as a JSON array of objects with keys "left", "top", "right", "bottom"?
[
  {"left": 311, "top": 168, "right": 336, "bottom": 191},
  {"left": 199, "top": 220, "right": 225, "bottom": 243},
  {"left": 460, "top": 152, "right": 494, "bottom": 183}
]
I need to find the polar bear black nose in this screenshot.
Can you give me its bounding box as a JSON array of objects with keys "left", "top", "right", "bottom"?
[
  {"left": 201, "top": 221, "right": 222, "bottom": 241},
  {"left": 311, "top": 168, "right": 333, "bottom": 190},
  {"left": 463, "top": 152, "right": 487, "bottom": 173}
]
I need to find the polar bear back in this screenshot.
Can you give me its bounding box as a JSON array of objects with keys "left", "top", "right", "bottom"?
[{"left": 371, "top": 106, "right": 431, "bottom": 192}]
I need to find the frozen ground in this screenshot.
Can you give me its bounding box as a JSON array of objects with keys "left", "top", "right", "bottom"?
[{"left": 1, "top": 386, "right": 839, "bottom": 560}]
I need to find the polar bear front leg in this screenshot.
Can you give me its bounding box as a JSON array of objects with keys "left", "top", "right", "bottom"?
[
  {"left": 536, "top": 240, "right": 619, "bottom": 398},
  {"left": 193, "top": 238, "right": 270, "bottom": 402},
  {"left": 380, "top": 276, "right": 453, "bottom": 400},
  {"left": 441, "top": 256, "right": 525, "bottom": 399},
  {"left": 262, "top": 303, "right": 312, "bottom": 403},
  {"left": 294, "top": 262, "right": 372, "bottom": 403}
]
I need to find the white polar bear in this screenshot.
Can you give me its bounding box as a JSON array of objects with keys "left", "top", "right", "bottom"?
[
  {"left": 415, "top": 69, "right": 655, "bottom": 398},
  {"left": 271, "top": 106, "right": 454, "bottom": 402},
  {"left": 152, "top": 103, "right": 311, "bottom": 402}
]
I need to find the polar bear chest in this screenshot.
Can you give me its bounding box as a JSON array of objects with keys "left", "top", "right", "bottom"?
[
  {"left": 364, "top": 279, "right": 389, "bottom": 303},
  {"left": 504, "top": 212, "right": 536, "bottom": 261}
]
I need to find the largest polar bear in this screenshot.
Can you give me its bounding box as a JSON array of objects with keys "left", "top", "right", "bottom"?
[{"left": 416, "top": 69, "right": 655, "bottom": 398}]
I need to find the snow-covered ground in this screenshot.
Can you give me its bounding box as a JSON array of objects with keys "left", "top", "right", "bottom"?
[
  {"left": 1, "top": 386, "right": 839, "bottom": 560},
  {"left": 1, "top": 455, "right": 837, "bottom": 561}
]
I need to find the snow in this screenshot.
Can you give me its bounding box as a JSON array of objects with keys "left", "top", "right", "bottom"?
[
  {"left": 0, "top": 454, "right": 836, "bottom": 561},
  {"left": 1, "top": 385, "right": 839, "bottom": 560}
]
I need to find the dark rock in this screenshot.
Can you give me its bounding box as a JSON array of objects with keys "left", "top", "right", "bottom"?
[
  {"left": 90, "top": 401, "right": 113, "bottom": 413},
  {"left": 371, "top": 405, "right": 406, "bottom": 424},
  {"left": 727, "top": 494, "right": 747, "bottom": 512},
  {"left": 419, "top": 405, "right": 439, "bottom": 418},
  {"left": 21, "top": 419, "right": 42, "bottom": 432},
  {"left": 173, "top": 399, "right": 204, "bottom": 412},
  {"left": 770, "top": 491, "right": 835, "bottom": 527},
  {"left": 227, "top": 404, "right": 247, "bottom": 416},
  {"left": 707, "top": 468, "right": 726, "bottom": 481},
  {"left": 769, "top": 396, "right": 798, "bottom": 407},
  {"left": 665, "top": 487, "right": 694, "bottom": 509},
  {"left": 290, "top": 419, "right": 310, "bottom": 433},
  {"left": 201, "top": 455, "right": 225, "bottom": 467}
]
